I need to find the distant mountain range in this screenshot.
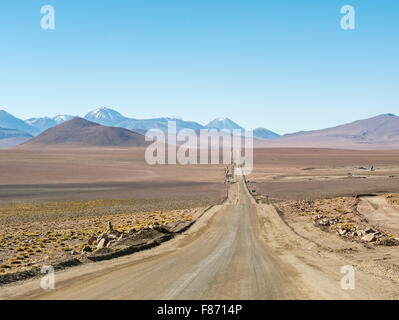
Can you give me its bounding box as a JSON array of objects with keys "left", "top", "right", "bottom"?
[
  {"left": 0, "top": 110, "right": 77, "bottom": 137},
  {"left": 0, "top": 127, "right": 32, "bottom": 140},
  {"left": 0, "top": 110, "right": 40, "bottom": 136},
  {"left": 250, "top": 128, "right": 280, "bottom": 140},
  {"left": 0, "top": 107, "right": 280, "bottom": 148},
  {"left": 256, "top": 113, "right": 399, "bottom": 149},
  {"left": 0, "top": 127, "right": 33, "bottom": 149},
  {"left": 25, "top": 117, "right": 58, "bottom": 132},
  {"left": 84, "top": 107, "right": 233, "bottom": 133},
  {"left": 4, "top": 107, "right": 399, "bottom": 150}
]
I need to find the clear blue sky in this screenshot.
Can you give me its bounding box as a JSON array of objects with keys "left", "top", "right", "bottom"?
[{"left": 0, "top": 0, "right": 398, "bottom": 134}]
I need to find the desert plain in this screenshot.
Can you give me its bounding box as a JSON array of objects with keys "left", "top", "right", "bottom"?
[{"left": 2, "top": 147, "right": 399, "bottom": 298}]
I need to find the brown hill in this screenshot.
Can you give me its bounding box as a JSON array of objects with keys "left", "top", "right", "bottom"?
[
  {"left": 21, "top": 118, "right": 149, "bottom": 148},
  {"left": 256, "top": 114, "right": 399, "bottom": 150}
]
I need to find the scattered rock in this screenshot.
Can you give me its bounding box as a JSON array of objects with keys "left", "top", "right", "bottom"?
[
  {"left": 151, "top": 222, "right": 160, "bottom": 229},
  {"left": 88, "top": 236, "right": 97, "bottom": 245},
  {"left": 107, "top": 221, "right": 114, "bottom": 233},
  {"left": 106, "top": 240, "right": 115, "bottom": 248},
  {"left": 105, "top": 221, "right": 122, "bottom": 237},
  {"left": 377, "top": 238, "right": 399, "bottom": 246},
  {"left": 117, "top": 234, "right": 126, "bottom": 241},
  {"left": 329, "top": 218, "right": 339, "bottom": 225},
  {"left": 356, "top": 230, "right": 366, "bottom": 237},
  {"left": 97, "top": 238, "right": 107, "bottom": 249},
  {"left": 108, "top": 234, "right": 117, "bottom": 240},
  {"left": 338, "top": 229, "right": 347, "bottom": 236},
  {"left": 362, "top": 233, "right": 377, "bottom": 242},
  {"left": 128, "top": 228, "right": 137, "bottom": 235},
  {"left": 97, "top": 233, "right": 107, "bottom": 243},
  {"left": 314, "top": 218, "right": 330, "bottom": 226},
  {"left": 82, "top": 245, "right": 92, "bottom": 253}
]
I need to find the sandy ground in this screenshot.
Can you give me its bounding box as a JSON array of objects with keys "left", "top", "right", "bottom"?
[
  {"left": 4, "top": 147, "right": 399, "bottom": 202},
  {"left": 0, "top": 148, "right": 226, "bottom": 276},
  {"left": 357, "top": 195, "right": 399, "bottom": 235},
  {"left": 0, "top": 148, "right": 226, "bottom": 185},
  {"left": 249, "top": 148, "right": 399, "bottom": 200},
  {"left": 2, "top": 148, "right": 399, "bottom": 299},
  {"left": 0, "top": 148, "right": 225, "bottom": 203},
  {"left": 2, "top": 173, "right": 399, "bottom": 299}
]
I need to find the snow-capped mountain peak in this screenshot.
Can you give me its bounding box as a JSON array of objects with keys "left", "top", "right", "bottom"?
[
  {"left": 205, "top": 117, "right": 245, "bottom": 131},
  {"left": 84, "top": 107, "right": 127, "bottom": 126},
  {"left": 53, "top": 115, "right": 76, "bottom": 124},
  {"left": 25, "top": 117, "right": 57, "bottom": 132}
]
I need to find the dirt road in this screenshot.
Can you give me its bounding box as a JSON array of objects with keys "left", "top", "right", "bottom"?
[{"left": 2, "top": 173, "right": 398, "bottom": 299}]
